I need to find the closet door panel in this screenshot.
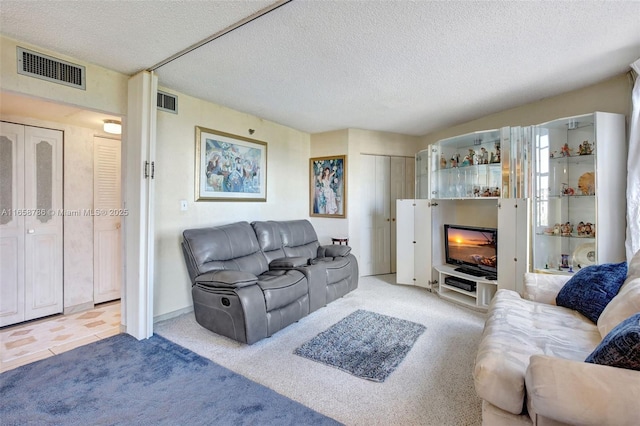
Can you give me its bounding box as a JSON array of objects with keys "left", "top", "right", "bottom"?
[
  {"left": 0, "top": 123, "right": 26, "bottom": 326},
  {"left": 23, "top": 126, "right": 63, "bottom": 321}
]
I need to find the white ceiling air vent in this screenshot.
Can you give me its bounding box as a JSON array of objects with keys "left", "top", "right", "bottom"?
[
  {"left": 157, "top": 91, "right": 178, "bottom": 114},
  {"left": 17, "top": 47, "right": 85, "bottom": 90}
]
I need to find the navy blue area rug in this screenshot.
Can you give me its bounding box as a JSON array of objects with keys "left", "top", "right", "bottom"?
[
  {"left": 294, "top": 309, "right": 426, "bottom": 382},
  {"left": 0, "top": 333, "right": 341, "bottom": 426}
]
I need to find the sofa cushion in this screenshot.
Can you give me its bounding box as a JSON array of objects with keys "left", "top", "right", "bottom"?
[
  {"left": 182, "top": 221, "right": 269, "bottom": 277},
  {"left": 556, "top": 261, "right": 627, "bottom": 323},
  {"left": 474, "top": 289, "right": 601, "bottom": 415},
  {"left": 251, "top": 221, "right": 286, "bottom": 263},
  {"left": 598, "top": 277, "right": 640, "bottom": 337},
  {"left": 278, "top": 220, "right": 321, "bottom": 259},
  {"left": 586, "top": 313, "right": 640, "bottom": 371},
  {"left": 624, "top": 248, "right": 640, "bottom": 286},
  {"left": 257, "top": 270, "right": 308, "bottom": 312}
]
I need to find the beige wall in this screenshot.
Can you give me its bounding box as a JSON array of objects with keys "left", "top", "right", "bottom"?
[
  {"left": 153, "top": 88, "right": 312, "bottom": 318},
  {"left": 419, "top": 74, "right": 632, "bottom": 149},
  {"left": 1, "top": 36, "right": 128, "bottom": 116},
  {"left": 310, "top": 129, "right": 419, "bottom": 268}
]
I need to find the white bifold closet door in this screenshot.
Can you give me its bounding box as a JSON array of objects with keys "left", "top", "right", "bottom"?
[
  {"left": 93, "top": 136, "right": 122, "bottom": 304},
  {"left": 360, "top": 154, "right": 414, "bottom": 276},
  {"left": 0, "top": 122, "right": 63, "bottom": 327}
]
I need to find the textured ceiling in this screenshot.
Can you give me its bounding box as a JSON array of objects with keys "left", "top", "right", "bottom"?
[{"left": 1, "top": 1, "right": 639, "bottom": 136}]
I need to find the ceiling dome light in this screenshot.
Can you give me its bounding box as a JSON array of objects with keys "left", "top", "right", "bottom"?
[{"left": 103, "top": 120, "right": 121, "bottom": 135}]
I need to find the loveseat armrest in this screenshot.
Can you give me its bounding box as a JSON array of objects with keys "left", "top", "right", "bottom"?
[
  {"left": 195, "top": 270, "right": 258, "bottom": 289},
  {"left": 523, "top": 273, "right": 571, "bottom": 305},
  {"left": 525, "top": 355, "right": 640, "bottom": 426},
  {"left": 318, "top": 244, "right": 351, "bottom": 258},
  {"left": 269, "top": 256, "right": 309, "bottom": 269}
]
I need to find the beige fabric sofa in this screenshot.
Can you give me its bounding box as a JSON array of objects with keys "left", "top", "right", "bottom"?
[{"left": 473, "top": 250, "right": 640, "bottom": 426}]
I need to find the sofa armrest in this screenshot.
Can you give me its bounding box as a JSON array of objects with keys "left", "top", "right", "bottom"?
[
  {"left": 195, "top": 270, "right": 258, "bottom": 288},
  {"left": 523, "top": 273, "right": 571, "bottom": 305},
  {"left": 269, "top": 256, "right": 309, "bottom": 269},
  {"left": 318, "top": 244, "right": 351, "bottom": 258},
  {"left": 525, "top": 355, "right": 640, "bottom": 426}
]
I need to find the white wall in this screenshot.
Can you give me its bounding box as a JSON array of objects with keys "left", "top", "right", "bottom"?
[{"left": 153, "top": 88, "right": 311, "bottom": 318}]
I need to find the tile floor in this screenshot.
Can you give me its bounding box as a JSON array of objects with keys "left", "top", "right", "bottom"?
[{"left": 0, "top": 301, "right": 121, "bottom": 373}]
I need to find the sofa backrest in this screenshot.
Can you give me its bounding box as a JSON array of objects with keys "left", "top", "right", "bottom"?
[
  {"left": 182, "top": 221, "right": 268, "bottom": 281},
  {"left": 277, "top": 220, "right": 320, "bottom": 259},
  {"left": 251, "top": 221, "right": 286, "bottom": 263}
]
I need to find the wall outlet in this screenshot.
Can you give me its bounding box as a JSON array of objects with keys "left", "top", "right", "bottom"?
[{"left": 180, "top": 200, "right": 188, "bottom": 211}]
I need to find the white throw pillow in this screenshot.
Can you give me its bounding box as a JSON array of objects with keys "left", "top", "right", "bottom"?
[{"left": 597, "top": 277, "right": 640, "bottom": 338}]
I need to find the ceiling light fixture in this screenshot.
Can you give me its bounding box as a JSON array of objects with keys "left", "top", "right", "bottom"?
[{"left": 103, "top": 120, "right": 122, "bottom": 134}]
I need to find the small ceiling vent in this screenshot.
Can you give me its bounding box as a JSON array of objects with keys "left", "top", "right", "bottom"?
[
  {"left": 157, "top": 91, "right": 178, "bottom": 114},
  {"left": 17, "top": 47, "right": 85, "bottom": 90}
]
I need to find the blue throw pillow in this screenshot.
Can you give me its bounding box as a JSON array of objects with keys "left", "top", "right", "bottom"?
[
  {"left": 556, "top": 261, "right": 627, "bottom": 323},
  {"left": 585, "top": 313, "right": 640, "bottom": 371}
]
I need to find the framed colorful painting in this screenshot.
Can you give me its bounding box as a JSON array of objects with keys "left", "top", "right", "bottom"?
[
  {"left": 195, "top": 126, "right": 267, "bottom": 201},
  {"left": 309, "top": 155, "right": 346, "bottom": 218}
]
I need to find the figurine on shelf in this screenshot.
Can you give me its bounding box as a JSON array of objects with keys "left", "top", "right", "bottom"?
[
  {"left": 468, "top": 148, "right": 476, "bottom": 165},
  {"left": 560, "top": 143, "right": 572, "bottom": 157},
  {"left": 577, "top": 221, "right": 586, "bottom": 235},
  {"left": 553, "top": 223, "right": 562, "bottom": 235},
  {"left": 473, "top": 187, "right": 480, "bottom": 197},
  {"left": 450, "top": 153, "right": 460, "bottom": 168},
  {"left": 461, "top": 155, "right": 471, "bottom": 167},
  {"left": 490, "top": 143, "right": 501, "bottom": 163},
  {"left": 477, "top": 147, "right": 488, "bottom": 164},
  {"left": 561, "top": 183, "right": 575, "bottom": 196},
  {"left": 492, "top": 187, "right": 500, "bottom": 197},
  {"left": 561, "top": 222, "right": 573, "bottom": 236},
  {"left": 550, "top": 151, "right": 557, "bottom": 158},
  {"left": 583, "top": 222, "right": 595, "bottom": 237},
  {"left": 578, "top": 172, "right": 595, "bottom": 195},
  {"left": 578, "top": 140, "right": 593, "bottom": 155},
  {"left": 482, "top": 188, "right": 492, "bottom": 197},
  {"left": 440, "top": 154, "right": 447, "bottom": 169}
]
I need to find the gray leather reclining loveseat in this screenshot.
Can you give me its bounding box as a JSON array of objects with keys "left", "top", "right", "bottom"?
[{"left": 181, "top": 219, "right": 358, "bottom": 344}]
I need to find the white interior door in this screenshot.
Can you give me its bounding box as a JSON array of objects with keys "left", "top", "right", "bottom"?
[
  {"left": 360, "top": 155, "right": 376, "bottom": 276},
  {"left": 390, "top": 157, "right": 406, "bottom": 273},
  {"left": 94, "top": 136, "right": 122, "bottom": 304},
  {"left": 373, "top": 155, "right": 391, "bottom": 274},
  {"left": 0, "top": 123, "right": 26, "bottom": 326},
  {"left": 23, "top": 126, "right": 63, "bottom": 321},
  {"left": 0, "top": 123, "right": 63, "bottom": 326}
]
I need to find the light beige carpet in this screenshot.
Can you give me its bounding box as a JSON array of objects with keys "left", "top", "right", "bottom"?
[{"left": 155, "top": 274, "right": 486, "bottom": 426}]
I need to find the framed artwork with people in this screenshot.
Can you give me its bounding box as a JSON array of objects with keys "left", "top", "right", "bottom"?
[
  {"left": 195, "top": 126, "right": 267, "bottom": 201},
  {"left": 310, "top": 155, "right": 346, "bottom": 218}
]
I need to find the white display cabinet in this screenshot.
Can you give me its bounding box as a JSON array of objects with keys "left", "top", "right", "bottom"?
[
  {"left": 531, "top": 112, "right": 626, "bottom": 274},
  {"left": 430, "top": 129, "right": 503, "bottom": 199},
  {"left": 398, "top": 127, "right": 529, "bottom": 306}
]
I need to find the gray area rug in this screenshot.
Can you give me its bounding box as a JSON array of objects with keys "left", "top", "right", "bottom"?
[
  {"left": 294, "top": 309, "right": 426, "bottom": 382},
  {"left": 0, "top": 333, "right": 341, "bottom": 426}
]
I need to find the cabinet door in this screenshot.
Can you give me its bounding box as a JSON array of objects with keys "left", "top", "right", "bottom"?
[
  {"left": 396, "top": 199, "right": 432, "bottom": 287},
  {"left": 498, "top": 198, "right": 529, "bottom": 294},
  {"left": 396, "top": 199, "right": 415, "bottom": 285},
  {"left": 413, "top": 199, "right": 432, "bottom": 288},
  {"left": 0, "top": 123, "right": 26, "bottom": 326}
]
